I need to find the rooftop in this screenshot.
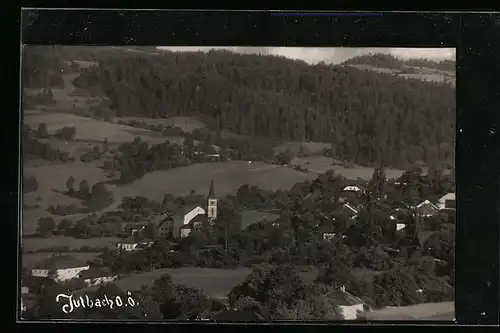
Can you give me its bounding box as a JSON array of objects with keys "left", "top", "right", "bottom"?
[
  {"left": 326, "top": 289, "right": 365, "bottom": 306},
  {"left": 33, "top": 255, "right": 88, "bottom": 270}
]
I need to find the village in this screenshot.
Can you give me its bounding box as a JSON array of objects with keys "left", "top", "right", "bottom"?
[{"left": 21, "top": 162, "right": 456, "bottom": 320}]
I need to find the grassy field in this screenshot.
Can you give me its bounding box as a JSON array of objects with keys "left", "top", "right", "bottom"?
[
  {"left": 111, "top": 161, "right": 317, "bottom": 202},
  {"left": 364, "top": 302, "right": 455, "bottom": 320},
  {"left": 21, "top": 252, "right": 103, "bottom": 269},
  {"left": 240, "top": 210, "right": 280, "bottom": 230},
  {"left": 83, "top": 265, "right": 319, "bottom": 298},
  {"left": 22, "top": 161, "right": 109, "bottom": 234},
  {"left": 22, "top": 237, "right": 119, "bottom": 252},
  {"left": 100, "top": 267, "right": 252, "bottom": 298},
  {"left": 273, "top": 141, "right": 331, "bottom": 155},
  {"left": 291, "top": 156, "right": 405, "bottom": 180},
  {"left": 116, "top": 115, "right": 206, "bottom": 134},
  {"left": 24, "top": 111, "right": 168, "bottom": 144}
]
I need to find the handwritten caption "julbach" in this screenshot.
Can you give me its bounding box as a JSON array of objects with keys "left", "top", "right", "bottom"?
[{"left": 56, "top": 292, "right": 139, "bottom": 314}]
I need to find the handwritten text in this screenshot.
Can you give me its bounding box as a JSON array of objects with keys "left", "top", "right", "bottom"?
[{"left": 55, "top": 292, "right": 139, "bottom": 314}]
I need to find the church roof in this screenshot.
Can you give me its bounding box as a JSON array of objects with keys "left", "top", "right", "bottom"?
[{"left": 208, "top": 180, "right": 216, "bottom": 198}]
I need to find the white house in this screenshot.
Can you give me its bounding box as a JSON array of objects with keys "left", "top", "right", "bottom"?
[
  {"left": 416, "top": 200, "right": 439, "bottom": 217},
  {"left": 182, "top": 205, "right": 206, "bottom": 225},
  {"left": 31, "top": 255, "right": 90, "bottom": 282},
  {"left": 116, "top": 236, "right": 154, "bottom": 252},
  {"left": 342, "top": 185, "right": 363, "bottom": 192},
  {"left": 438, "top": 193, "right": 456, "bottom": 210},
  {"left": 327, "top": 286, "right": 367, "bottom": 320},
  {"left": 78, "top": 267, "right": 117, "bottom": 287}
]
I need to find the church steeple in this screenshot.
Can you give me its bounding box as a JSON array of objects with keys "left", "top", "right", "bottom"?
[
  {"left": 208, "top": 180, "right": 216, "bottom": 199},
  {"left": 207, "top": 180, "right": 217, "bottom": 220}
]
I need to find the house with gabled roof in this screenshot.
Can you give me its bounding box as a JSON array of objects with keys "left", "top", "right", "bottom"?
[
  {"left": 326, "top": 285, "right": 368, "bottom": 320},
  {"left": 116, "top": 235, "right": 154, "bottom": 252},
  {"left": 416, "top": 200, "right": 439, "bottom": 217},
  {"left": 78, "top": 266, "right": 117, "bottom": 287},
  {"left": 31, "top": 255, "right": 90, "bottom": 282},
  {"left": 438, "top": 193, "right": 455, "bottom": 210}
]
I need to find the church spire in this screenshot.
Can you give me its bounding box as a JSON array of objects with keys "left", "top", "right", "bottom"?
[{"left": 208, "top": 180, "right": 216, "bottom": 199}]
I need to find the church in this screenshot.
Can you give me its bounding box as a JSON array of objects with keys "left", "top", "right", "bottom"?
[{"left": 174, "top": 180, "right": 218, "bottom": 239}]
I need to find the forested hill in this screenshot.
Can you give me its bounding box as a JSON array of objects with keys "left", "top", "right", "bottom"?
[
  {"left": 23, "top": 48, "right": 456, "bottom": 168},
  {"left": 343, "top": 53, "right": 456, "bottom": 72}
]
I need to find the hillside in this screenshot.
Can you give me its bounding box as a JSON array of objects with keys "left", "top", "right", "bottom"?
[
  {"left": 343, "top": 53, "right": 456, "bottom": 86},
  {"left": 22, "top": 46, "right": 456, "bottom": 169}
]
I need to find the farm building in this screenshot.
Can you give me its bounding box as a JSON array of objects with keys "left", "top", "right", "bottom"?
[
  {"left": 78, "top": 267, "right": 117, "bottom": 287},
  {"left": 416, "top": 200, "right": 439, "bottom": 217},
  {"left": 116, "top": 236, "right": 154, "bottom": 252},
  {"left": 327, "top": 285, "right": 368, "bottom": 320},
  {"left": 31, "top": 255, "right": 90, "bottom": 282},
  {"left": 438, "top": 193, "right": 455, "bottom": 210}
]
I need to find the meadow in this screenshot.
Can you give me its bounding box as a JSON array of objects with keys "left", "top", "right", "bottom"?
[
  {"left": 291, "top": 156, "right": 405, "bottom": 180},
  {"left": 22, "top": 236, "right": 119, "bottom": 252},
  {"left": 110, "top": 161, "right": 318, "bottom": 202},
  {"left": 22, "top": 252, "right": 103, "bottom": 269}
]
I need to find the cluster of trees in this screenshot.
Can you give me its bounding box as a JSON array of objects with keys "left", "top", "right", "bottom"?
[
  {"left": 22, "top": 46, "right": 66, "bottom": 88},
  {"left": 67, "top": 50, "right": 455, "bottom": 168},
  {"left": 23, "top": 176, "right": 39, "bottom": 193},
  {"left": 22, "top": 124, "right": 73, "bottom": 162}
]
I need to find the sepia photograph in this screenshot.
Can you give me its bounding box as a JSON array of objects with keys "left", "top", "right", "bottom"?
[{"left": 19, "top": 45, "right": 456, "bottom": 321}]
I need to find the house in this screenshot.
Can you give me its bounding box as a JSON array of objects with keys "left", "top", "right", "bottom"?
[
  {"left": 438, "top": 193, "right": 455, "bottom": 210},
  {"left": 116, "top": 236, "right": 154, "bottom": 252},
  {"left": 326, "top": 286, "right": 367, "bottom": 320},
  {"left": 416, "top": 200, "right": 439, "bottom": 217},
  {"left": 342, "top": 185, "right": 363, "bottom": 193},
  {"left": 31, "top": 255, "right": 90, "bottom": 282},
  {"left": 150, "top": 213, "right": 175, "bottom": 239},
  {"left": 177, "top": 180, "right": 219, "bottom": 239},
  {"left": 78, "top": 267, "right": 117, "bottom": 287}
]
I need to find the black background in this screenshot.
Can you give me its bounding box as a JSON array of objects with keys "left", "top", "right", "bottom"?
[{"left": 6, "top": 6, "right": 500, "bottom": 331}]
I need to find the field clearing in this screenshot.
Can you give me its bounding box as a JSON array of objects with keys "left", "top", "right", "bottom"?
[
  {"left": 274, "top": 141, "right": 331, "bottom": 155},
  {"left": 83, "top": 265, "right": 319, "bottom": 298},
  {"left": 112, "top": 161, "right": 317, "bottom": 202},
  {"left": 21, "top": 236, "right": 119, "bottom": 252},
  {"left": 86, "top": 267, "right": 253, "bottom": 298},
  {"left": 23, "top": 111, "right": 166, "bottom": 143},
  {"left": 21, "top": 252, "right": 103, "bottom": 269},
  {"left": 364, "top": 302, "right": 455, "bottom": 321},
  {"left": 291, "top": 156, "right": 404, "bottom": 180},
  {"left": 240, "top": 210, "right": 280, "bottom": 230},
  {"left": 22, "top": 161, "right": 109, "bottom": 234}
]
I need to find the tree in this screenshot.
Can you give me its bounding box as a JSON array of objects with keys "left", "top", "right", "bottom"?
[
  {"left": 228, "top": 264, "right": 306, "bottom": 311},
  {"left": 23, "top": 176, "right": 39, "bottom": 193},
  {"left": 66, "top": 176, "right": 75, "bottom": 193},
  {"left": 37, "top": 217, "right": 56, "bottom": 237},
  {"left": 36, "top": 123, "right": 49, "bottom": 138},
  {"left": 57, "top": 219, "right": 73, "bottom": 236},
  {"left": 79, "top": 179, "right": 90, "bottom": 198},
  {"left": 73, "top": 218, "right": 91, "bottom": 238},
  {"left": 368, "top": 163, "right": 387, "bottom": 197},
  {"left": 276, "top": 149, "right": 294, "bottom": 165}
]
